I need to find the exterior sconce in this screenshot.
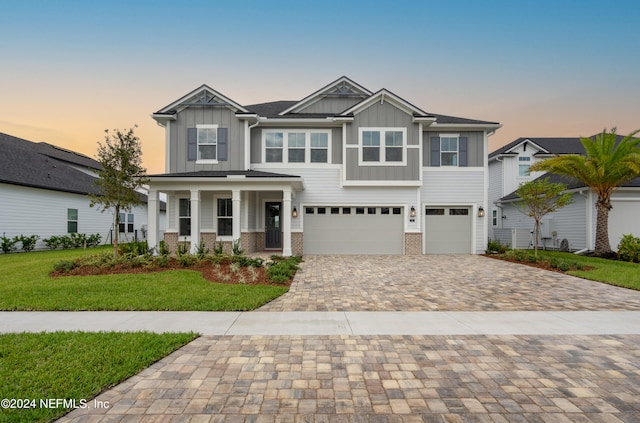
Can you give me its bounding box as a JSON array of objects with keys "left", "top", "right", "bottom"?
[
  {"left": 477, "top": 206, "right": 485, "bottom": 218},
  {"left": 292, "top": 207, "right": 298, "bottom": 218},
  {"left": 410, "top": 206, "right": 416, "bottom": 218}
]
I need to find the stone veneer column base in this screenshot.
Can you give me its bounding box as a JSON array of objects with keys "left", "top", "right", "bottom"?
[
  {"left": 201, "top": 232, "right": 217, "bottom": 253},
  {"left": 291, "top": 232, "right": 304, "bottom": 256},
  {"left": 164, "top": 233, "right": 179, "bottom": 255},
  {"left": 241, "top": 232, "right": 257, "bottom": 254},
  {"left": 404, "top": 232, "right": 423, "bottom": 255}
]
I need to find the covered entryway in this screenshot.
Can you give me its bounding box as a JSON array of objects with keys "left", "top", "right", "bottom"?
[
  {"left": 424, "top": 206, "right": 472, "bottom": 254},
  {"left": 303, "top": 206, "right": 404, "bottom": 254}
]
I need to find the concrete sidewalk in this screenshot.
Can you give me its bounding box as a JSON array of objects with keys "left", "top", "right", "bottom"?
[{"left": 3, "top": 310, "right": 640, "bottom": 335}]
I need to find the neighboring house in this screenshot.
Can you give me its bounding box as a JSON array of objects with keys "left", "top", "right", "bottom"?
[
  {"left": 489, "top": 137, "right": 640, "bottom": 251},
  {"left": 147, "top": 76, "right": 501, "bottom": 256},
  {"left": 0, "top": 132, "right": 166, "bottom": 250}
]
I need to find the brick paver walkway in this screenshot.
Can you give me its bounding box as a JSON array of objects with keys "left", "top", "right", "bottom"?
[
  {"left": 259, "top": 255, "right": 640, "bottom": 311},
  {"left": 58, "top": 256, "right": 640, "bottom": 422}
]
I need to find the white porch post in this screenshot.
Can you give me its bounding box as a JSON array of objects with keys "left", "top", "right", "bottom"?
[
  {"left": 282, "top": 188, "right": 292, "bottom": 256},
  {"left": 147, "top": 189, "right": 160, "bottom": 253},
  {"left": 190, "top": 189, "right": 200, "bottom": 254},
  {"left": 232, "top": 189, "right": 241, "bottom": 247}
]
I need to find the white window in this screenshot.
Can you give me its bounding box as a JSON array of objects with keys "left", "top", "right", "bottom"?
[
  {"left": 179, "top": 198, "right": 191, "bottom": 237},
  {"left": 359, "top": 128, "right": 406, "bottom": 165},
  {"left": 492, "top": 209, "right": 498, "bottom": 226},
  {"left": 263, "top": 130, "right": 330, "bottom": 164},
  {"left": 118, "top": 213, "right": 134, "bottom": 233},
  {"left": 197, "top": 124, "right": 217, "bottom": 162},
  {"left": 519, "top": 156, "right": 531, "bottom": 176},
  {"left": 441, "top": 135, "right": 458, "bottom": 166},
  {"left": 67, "top": 209, "right": 78, "bottom": 233},
  {"left": 217, "top": 198, "right": 233, "bottom": 237}
]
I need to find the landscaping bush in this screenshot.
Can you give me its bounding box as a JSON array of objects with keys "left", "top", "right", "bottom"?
[
  {"left": 53, "top": 260, "right": 77, "bottom": 272},
  {"left": 158, "top": 240, "right": 170, "bottom": 256},
  {"left": 617, "top": 234, "right": 640, "bottom": 263},
  {"left": 486, "top": 238, "right": 509, "bottom": 254},
  {"left": 232, "top": 239, "right": 243, "bottom": 256},
  {"left": 119, "top": 241, "right": 150, "bottom": 256},
  {"left": 43, "top": 235, "right": 62, "bottom": 250},
  {"left": 1, "top": 233, "right": 18, "bottom": 254},
  {"left": 266, "top": 256, "right": 302, "bottom": 284},
  {"left": 212, "top": 241, "right": 224, "bottom": 255},
  {"left": 195, "top": 241, "right": 209, "bottom": 260},
  {"left": 17, "top": 234, "right": 40, "bottom": 252}
]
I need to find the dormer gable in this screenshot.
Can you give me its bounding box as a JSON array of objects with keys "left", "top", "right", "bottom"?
[
  {"left": 279, "top": 76, "right": 372, "bottom": 115},
  {"left": 341, "top": 89, "right": 435, "bottom": 123},
  {"left": 153, "top": 84, "right": 249, "bottom": 126}
]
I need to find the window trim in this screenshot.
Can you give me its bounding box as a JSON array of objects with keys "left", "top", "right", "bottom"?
[
  {"left": 67, "top": 208, "right": 78, "bottom": 234},
  {"left": 178, "top": 197, "right": 191, "bottom": 238},
  {"left": 262, "top": 129, "right": 331, "bottom": 164},
  {"left": 518, "top": 156, "right": 531, "bottom": 177},
  {"left": 358, "top": 127, "right": 407, "bottom": 166},
  {"left": 196, "top": 124, "right": 219, "bottom": 164},
  {"left": 440, "top": 134, "right": 459, "bottom": 167},
  {"left": 214, "top": 196, "right": 233, "bottom": 240}
]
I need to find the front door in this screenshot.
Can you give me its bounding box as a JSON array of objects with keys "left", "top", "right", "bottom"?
[{"left": 265, "top": 202, "right": 282, "bottom": 249}]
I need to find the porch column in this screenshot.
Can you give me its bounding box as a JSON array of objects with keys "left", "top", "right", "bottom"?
[
  {"left": 190, "top": 189, "right": 200, "bottom": 254},
  {"left": 282, "top": 188, "right": 292, "bottom": 256},
  {"left": 232, "top": 189, "right": 241, "bottom": 246},
  {"left": 147, "top": 189, "right": 160, "bottom": 253}
]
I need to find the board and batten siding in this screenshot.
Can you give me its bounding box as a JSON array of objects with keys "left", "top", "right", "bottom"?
[
  {"left": 423, "top": 131, "right": 485, "bottom": 168},
  {"left": 421, "top": 169, "right": 486, "bottom": 253},
  {"left": 0, "top": 183, "right": 157, "bottom": 250},
  {"left": 347, "top": 102, "right": 419, "bottom": 146},
  {"left": 488, "top": 160, "right": 504, "bottom": 238},
  {"left": 296, "top": 97, "right": 363, "bottom": 114},
  {"left": 169, "top": 108, "right": 245, "bottom": 173},
  {"left": 345, "top": 149, "right": 420, "bottom": 181}
]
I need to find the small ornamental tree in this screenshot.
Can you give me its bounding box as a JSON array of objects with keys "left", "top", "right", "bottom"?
[
  {"left": 515, "top": 178, "right": 573, "bottom": 256},
  {"left": 90, "top": 126, "right": 149, "bottom": 257}
]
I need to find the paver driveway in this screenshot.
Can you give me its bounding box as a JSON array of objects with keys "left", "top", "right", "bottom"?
[
  {"left": 59, "top": 255, "right": 640, "bottom": 422},
  {"left": 259, "top": 255, "right": 640, "bottom": 311}
]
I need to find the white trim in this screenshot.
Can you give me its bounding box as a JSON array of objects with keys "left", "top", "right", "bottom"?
[
  {"left": 261, "top": 129, "right": 332, "bottom": 165},
  {"left": 165, "top": 121, "right": 171, "bottom": 173},
  {"left": 244, "top": 120, "right": 250, "bottom": 170},
  {"left": 341, "top": 89, "right": 428, "bottom": 117},
  {"left": 358, "top": 127, "right": 407, "bottom": 166},
  {"left": 342, "top": 180, "right": 422, "bottom": 187},
  {"left": 155, "top": 84, "right": 249, "bottom": 115},
  {"left": 439, "top": 133, "right": 460, "bottom": 168},
  {"left": 213, "top": 194, "right": 234, "bottom": 241},
  {"left": 503, "top": 138, "right": 550, "bottom": 155},
  {"left": 422, "top": 203, "right": 475, "bottom": 254},
  {"left": 423, "top": 166, "right": 485, "bottom": 172},
  {"left": 195, "top": 124, "right": 219, "bottom": 164}
]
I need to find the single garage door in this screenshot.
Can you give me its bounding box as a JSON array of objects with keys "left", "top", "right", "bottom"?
[
  {"left": 609, "top": 200, "right": 640, "bottom": 250},
  {"left": 424, "top": 206, "right": 472, "bottom": 254},
  {"left": 303, "top": 206, "right": 404, "bottom": 254}
]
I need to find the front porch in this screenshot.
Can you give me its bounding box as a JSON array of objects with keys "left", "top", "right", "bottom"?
[{"left": 146, "top": 171, "right": 304, "bottom": 257}]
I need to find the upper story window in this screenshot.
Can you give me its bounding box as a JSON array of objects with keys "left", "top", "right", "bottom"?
[
  {"left": 519, "top": 156, "right": 531, "bottom": 176},
  {"left": 440, "top": 135, "right": 459, "bottom": 166},
  {"left": 359, "top": 128, "right": 406, "bottom": 165},
  {"left": 263, "top": 130, "right": 330, "bottom": 164},
  {"left": 197, "top": 125, "right": 217, "bottom": 162}
]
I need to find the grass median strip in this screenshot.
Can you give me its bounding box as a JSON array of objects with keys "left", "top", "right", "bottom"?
[{"left": 0, "top": 331, "right": 197, "bottom": 423}]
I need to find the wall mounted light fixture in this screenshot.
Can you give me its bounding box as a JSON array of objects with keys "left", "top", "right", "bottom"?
[
  {"left": 410, "top": 206, "right": 416, "bottom": 218},
  {"left": 292, "top": 207, "right": 298, "bottom": 218},
  {"left": 477, "top": 206, "right": 485, "bottom": 218}
]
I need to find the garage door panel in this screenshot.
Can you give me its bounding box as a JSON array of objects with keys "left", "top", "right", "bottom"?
[
  {"left": 609, "top": 200, "right": 640, "bottom": 251},
  {"left": 304, "top": 207, "right": 403, "bottom": 255},
  {"left": 425, "top": 207, "right": 472, "bottom": 254}
]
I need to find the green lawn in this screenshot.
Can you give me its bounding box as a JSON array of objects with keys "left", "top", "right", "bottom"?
[
  {"left": 0, "top": 247, "right": 288, "bottom": 310},
  {"left": 0, "top": 331, "right": 197, "bottom": 423},
  {"left": 535, "top": 250, "right": 640, "bottom": 290}
]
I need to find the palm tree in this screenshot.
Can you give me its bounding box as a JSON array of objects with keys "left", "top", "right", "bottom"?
[{"left": 529, "top": 128, "right": 640, "bottom": 255}]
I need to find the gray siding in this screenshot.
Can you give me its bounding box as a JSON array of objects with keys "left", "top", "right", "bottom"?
[
  {"left": 331, "top": 127, "right": 342, "bottom": 164},
  {"left": 423, "top": 131, "right": 485, "bottom": 167},
  {"left": 346, "top": 149, "right": 420, "bottom": 181},
  {"left": 298, "top": 97, "right": 363, "bottom": 114},
  {"left": 170, "top": 107, "right": 245, "bottom": 173},
  {"left": 347, "top": 102, "right": 418, "bottom": 145},
  {"left": 250, "top": 129, "right": 261, "bottom": 164}
]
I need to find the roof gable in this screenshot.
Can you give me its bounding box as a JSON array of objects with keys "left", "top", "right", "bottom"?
[
  {"left": 154, "top": 84, "right": 249, "bottom": 116},
  {"left": 278, "top": 76, "right": 372, "bottom": 115},
  {"left": 341, "top": 89, "right": 431, "bottom": 117}
]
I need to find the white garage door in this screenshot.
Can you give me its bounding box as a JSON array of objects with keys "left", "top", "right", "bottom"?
[
  {"left": 609, "top": 200, "right": 640, "bottom": 251},
  {"left": 424, "top": 206, "right": 472, "bottom": 254},
  {"left": 303, "top": 206, "right": 404, "bottom": 254}
]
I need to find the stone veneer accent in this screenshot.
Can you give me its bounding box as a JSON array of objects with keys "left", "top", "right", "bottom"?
[
  {"left": 292, "top": 232, "right": 304, "bottom": 256},
  {"left": 200, "top": 232, "right": 217, "bottom": 253},
  {"left": 164, "top": 232, "right": 179, "bottom": 255},
  {"left": 404, "top": 232, "right": 423, "bottom": 255},
  {"left": 241, "top": 232, "right": 257, "bottom": 254},
  {"left": 256, "top": 232, "right": 265, "bottom": 253}
]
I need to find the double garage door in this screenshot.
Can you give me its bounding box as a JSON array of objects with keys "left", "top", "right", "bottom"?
[
  {"left": 303, "top": 206, "right": 404, "bottom": 254},
  {"left": 424, "top": 206, "right": 472, "bottom": 254}
]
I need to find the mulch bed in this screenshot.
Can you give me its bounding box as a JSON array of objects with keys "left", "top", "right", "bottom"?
[
  {"left": 484, "top": 254, "right": 593, "bottom": 274},
  {"left": 50, "top": 259, "right": 291, "bottom": 287}
]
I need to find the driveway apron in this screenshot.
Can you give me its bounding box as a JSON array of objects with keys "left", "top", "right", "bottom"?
[{"left": 58, "top": 255, "right": 640, "bottom": 422}]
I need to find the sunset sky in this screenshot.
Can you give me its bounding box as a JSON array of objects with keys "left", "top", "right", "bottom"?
[{"left": 2, "top": 0, "right": 639, "bottom": 174}]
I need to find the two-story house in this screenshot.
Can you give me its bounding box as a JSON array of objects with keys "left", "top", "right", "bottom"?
[
  {"left": 489, "top": 136, "right": 640, "bottom": 251},
  {"left": 147, "top": 77, "right": 501, "bottom": 256}
]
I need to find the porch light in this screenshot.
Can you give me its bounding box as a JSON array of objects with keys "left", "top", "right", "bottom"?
[
  {"left": 477, "top": 207, "right": 485, "bottom": 218},
  {"left": 292, "top": 207, "right": 298, "bottom": 218},
  {"left": 410, "top": 206, "right": 416, "bottom": 218}
]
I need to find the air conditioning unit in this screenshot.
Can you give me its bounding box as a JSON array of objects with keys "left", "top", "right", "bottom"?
[{"left": 539, "top": 218, "right": 554, "bottom": 239}]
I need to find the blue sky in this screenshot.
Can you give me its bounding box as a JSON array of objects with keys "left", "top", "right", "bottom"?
[{"left": 1, "top": 0, "right": 639, "bottom": 173}]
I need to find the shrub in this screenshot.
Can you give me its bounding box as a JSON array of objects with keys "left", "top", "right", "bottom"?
[
  {"left": 212, "top": 241, "right": 224, "bottom": 255},
  {"left": 1, "top": 233, "right": 18, "bottom": 254},
  {"left": 557, "top": 260, "right": 571, "bottom": 272},
  {"left": 17, "top": 235, "right": 40, "bottom": 252},
  {"left": 59, "top": 235, "right": 76, "bottom": 249},
  {"left": 119, "top": 241, "right": 150, "bottom": 256},
  {"left": 195, "top": 241, "right": 209, "bottom": 260},
  {"left": 53, "top": 260, "right": 77, "bottom": 273},
  {"left": 177, "top": 254, "right": 196, "bottom": 267},
  {"left": 232, "top": 239, "right": 243, "bottom": 256},
  {"left": 486, "top": 238, "right": 509, "bottom": 254},
  {"left": 159, "top": 240, "right": 170, "bottom": 256},
  {"left": 177, "top": 241, "right": 189, "bottom": 257},
  {"left": 154, "top": 254, "right": 170, "bottom": 268},
  {"left": 617, "top": 234, "right": 640, "bottom": 263},
  {"left": 43, "top": 235, "right": 62, "bottom": 249},
  {"left": 266, "top": 256, "right": 302, "bottom": 284},
  {"left": 231, "top": 255, "right": 264, "bottom": 268},
  {"left": 86, "top": 233, "right": 102, "bottom": 247},
  {"left": 504, "top": 249, "right": 529, "bottom": 262}
]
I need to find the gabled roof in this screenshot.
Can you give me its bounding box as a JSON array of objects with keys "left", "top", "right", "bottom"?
[
  {"left": 489, "top": 134, "right": 629, "bottom": 159},
  {"left": 277, "top": 76, "right": 372, "bottom": 116},
  {"left": 0, "top": 132, "right": 103, "bottom": 195},
  {"left": 153, "top": 84, "right": 250, "bottom": 118},
  {"left": 340, "top": 88, "right": 432, "bottom": 118}
]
